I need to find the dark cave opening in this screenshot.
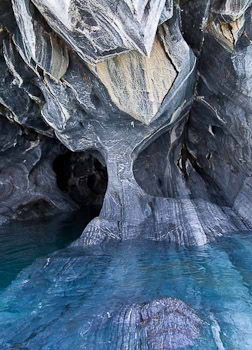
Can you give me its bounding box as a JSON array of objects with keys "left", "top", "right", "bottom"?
[
  {"left": 91, "top": 92, "right": 101, "bottom": 107},
  {"left": 53, "top": 153, "right": 72, "bottom": 193},
  {"left": 53, "top": 151, "right": 108, "bottom": 215}
]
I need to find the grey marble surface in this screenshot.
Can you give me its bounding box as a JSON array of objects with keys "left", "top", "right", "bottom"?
[{"left": 0, "top": 0, "right": 252, "bottom": 247}]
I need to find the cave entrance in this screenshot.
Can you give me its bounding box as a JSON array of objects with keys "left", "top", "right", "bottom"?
[{"left": 53, "top": 151, "right": 108, "bottom": 218}]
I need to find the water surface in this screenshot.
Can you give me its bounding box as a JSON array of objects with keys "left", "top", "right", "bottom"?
[
  {"left": 0, "top": 209, "right": 92, "bottom": 290},
  {"left": 0, "top": 225, "right": 252, "bottom": 349}
]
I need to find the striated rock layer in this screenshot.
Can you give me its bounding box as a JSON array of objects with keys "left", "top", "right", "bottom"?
[
  {"left": 0, "top": 0, "right": 252, "bottom": 247},
  {"left": 2, "top": 1, "right": 252, "bottom": 349}
]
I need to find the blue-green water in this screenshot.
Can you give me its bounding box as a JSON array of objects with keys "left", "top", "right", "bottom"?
[
  {"left": 0, "top": 210, "right": 91, "bottom": 290},
  {"left": 0, "top": 222, "right": 252, "bottom": 349}
]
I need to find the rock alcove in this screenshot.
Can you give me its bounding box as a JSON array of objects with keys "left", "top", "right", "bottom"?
[
  {"left": 0, "top": 0, "right": 252, "bottom": 247},
  {"left": 53, "top": 151, "right": 108, "bottom": 210}
]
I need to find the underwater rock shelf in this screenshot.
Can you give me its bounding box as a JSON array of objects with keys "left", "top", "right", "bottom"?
[
  {"left": 1, "top": 0, "right": 252, "bottom": 245},
  {"left": 2, "top": 235, "right": 252, "bottom": 349}
]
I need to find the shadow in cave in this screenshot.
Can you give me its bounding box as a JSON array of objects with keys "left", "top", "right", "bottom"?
[
  {"left": 53, "top": 150, "right": 108, "bottom": 223},
  {"left": 133, "top": 126, "right": 185, "bottom": 199},
  {"left": 133, "top": 126, "right": 227, "bottom": 206}
]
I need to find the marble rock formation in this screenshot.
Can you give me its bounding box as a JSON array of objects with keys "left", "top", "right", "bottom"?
[
  {"left": 0, "top": 116, "right": 77, "bottom": 223},
  {"left": 0, "top": 0, "right": 252, "bottom": 246},
  {"left": 94, "top": 297, "right": 203, "bottom": 350}
]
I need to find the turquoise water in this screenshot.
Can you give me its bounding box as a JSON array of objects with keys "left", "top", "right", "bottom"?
[
  {"left": 0, "top": 224, "right": 252, "bottom": 349},
  {"left": 0, "top": 210, "right": 92, "bottom": 290}
]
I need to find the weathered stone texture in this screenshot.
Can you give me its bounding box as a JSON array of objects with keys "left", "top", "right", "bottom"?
[
  {"left": 0, "top": 0, "right": 252, "bottom": 247},
  {"left": 29, "top": 0, "right": 173, "bottom": 64}
]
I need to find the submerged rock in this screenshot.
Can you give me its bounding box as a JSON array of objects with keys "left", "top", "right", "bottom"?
[
  {"left": 89, "top": 297, "right": 203, "bottom": 350},
  {"left": 0, "top": 239, "right": 209, "bottom": 349}
]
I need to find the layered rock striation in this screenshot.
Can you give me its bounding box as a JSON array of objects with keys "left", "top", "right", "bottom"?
[{"left": 0, "top": 0, "right": 252, "bottom": 246}]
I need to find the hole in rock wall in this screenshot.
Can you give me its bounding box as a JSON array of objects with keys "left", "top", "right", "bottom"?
[
  {"left": 16, "top": 199, "right": 55, "bottom": 221},
  {"left": 133, "top": 128, "right": 183, "bottom": 198},
  {"left": 90, "top": 92, "right": 101, "bottom": 107},
  {"left": 53, "top": 151, "right": 108, "bottom": 216},
  {"left": 211, "top": 125, "right": 222, "bottom": 136}
]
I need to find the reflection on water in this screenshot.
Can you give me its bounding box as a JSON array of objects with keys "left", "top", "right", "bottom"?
[
  {"left": 0, "top": 226, "right": 252, "bottom": 349},
  {"left": 0, "top": 209, "right": 94, "bottom": 290}
]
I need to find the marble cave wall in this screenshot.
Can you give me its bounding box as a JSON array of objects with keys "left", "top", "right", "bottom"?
[{"left": 0, "top": 0, "right": 252, "bottom": 246}]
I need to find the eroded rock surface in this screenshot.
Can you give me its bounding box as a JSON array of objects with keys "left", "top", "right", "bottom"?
[
  {"left": 0, "top": 0, "right": 252, "bottom": 247},
  {"left": 184, "top": 0, "right": 252, "bottom": 230},
  {"left": 28, "top": 0, "right": 173, "bottom": 63},
  {"left": 0, "top": 116, "right": 78, "bottom": 223},
  {"left": 87, "top": 298, "right": 203, "bottom": 350}
]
